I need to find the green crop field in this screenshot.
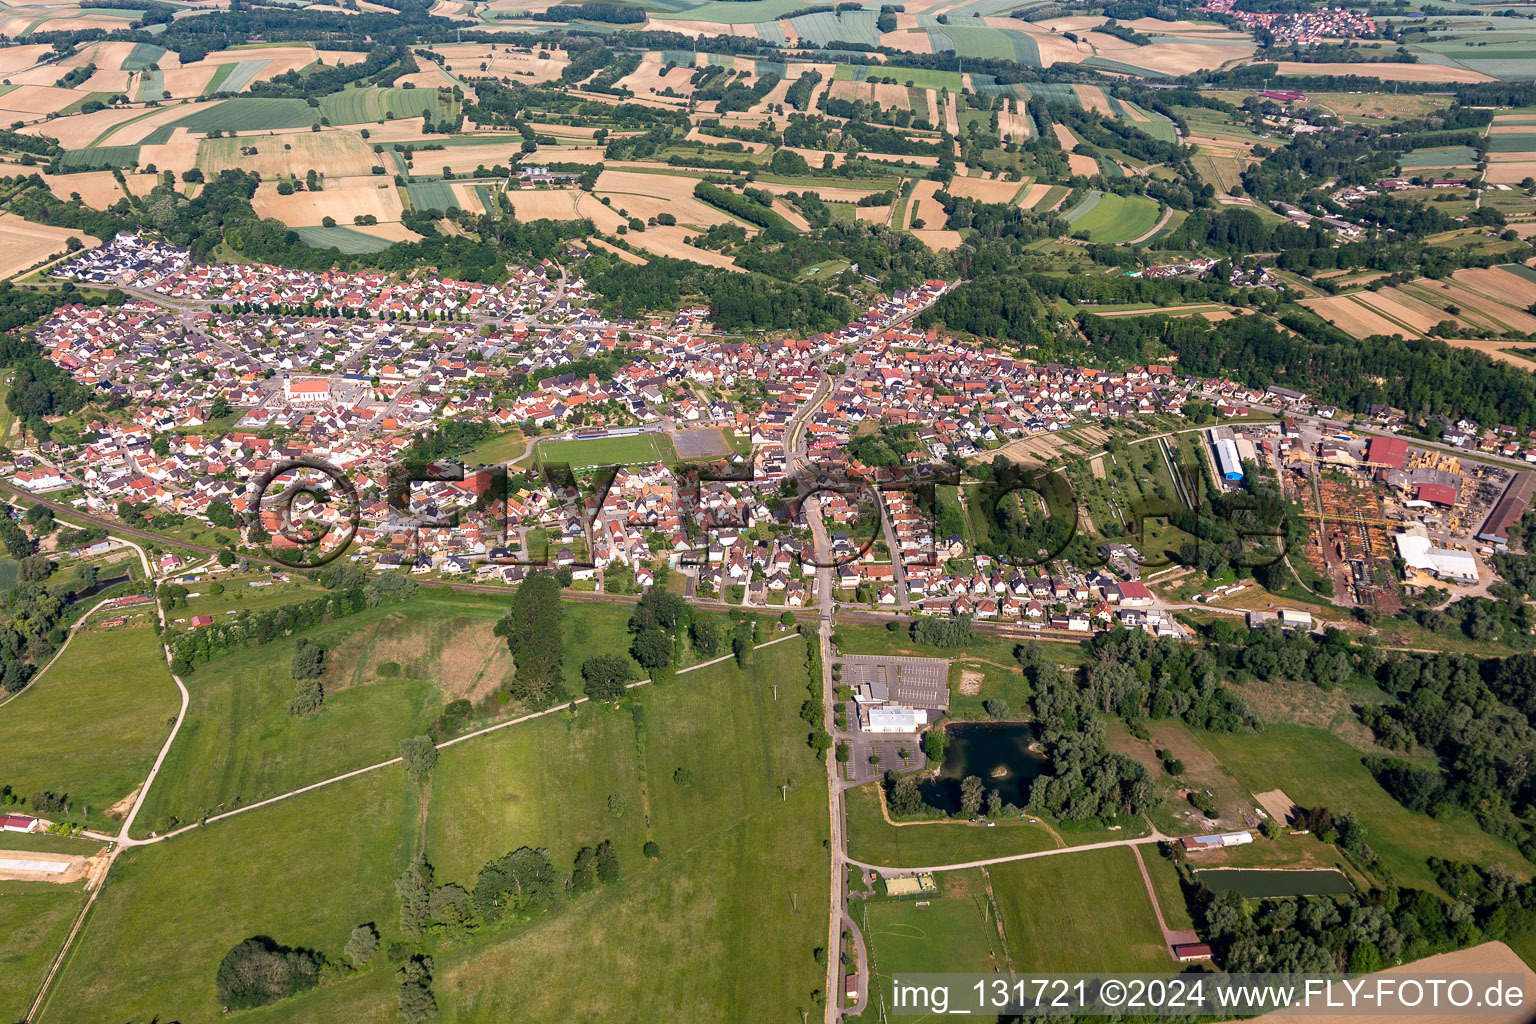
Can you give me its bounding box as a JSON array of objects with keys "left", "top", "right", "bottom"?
[
  {"left": 1068, "top": 192, "right": 1161, "bottom": 243},
  {"left": 58, "top": 145, "right": 139, "bottom": 170},
  {"left": 835, "top": 64, "right": 963, "bottom": 91},
  {"left": 1199, "top": 725, "right": 1532, "bottom": 892},
  {"left": 43, "top": 637, "right": 828, "bottom": 1024},
  {"left": 293, "top": 224, "right": 395, "bottom": 254},
  {"left": 990, "top": 847, "right": 1172, "bottom": 971},
  {"left": 536, "top": 433, "right": 663, "bottom": 468},
  {"left": 170, "top": 97, "right": 318, "bottom": 132},
  {"left": 681, "top": 0, "right": 813, "bottom": 22},
  {"left": 120, "top": 42, "right": 165, "bottom": 71},
  {"left": 0, "top": 620, "right": 178, "bottom": 830},
  {"left": 406, "top": 179, "right": 460, "bottom": 212},
  {"left": 0, "top": 887, "right": 89, "bottom": 1024}
]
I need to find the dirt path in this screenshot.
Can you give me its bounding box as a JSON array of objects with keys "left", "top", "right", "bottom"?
[
  {"left": 1127, "top": 205, "right": 1173, "bottom": 245},
  {"left": 1131, "top": 843, "right": 1198, "bottom": 954}
]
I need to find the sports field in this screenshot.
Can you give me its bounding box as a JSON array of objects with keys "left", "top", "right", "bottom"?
[
  {"left": 537, "top": 432, "right": 663, "bottom": 468},
  {"left": 860, "top": 880, "right": 999, "bottom": 1001},
  {"left": 0, "top": 620, "right": 178, "bottom": 831},
  {"left": 43, "top": 635, "right": 828, "bottom": 1024}
]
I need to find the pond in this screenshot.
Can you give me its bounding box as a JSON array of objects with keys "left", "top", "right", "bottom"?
[
  {"left": 918, "top": 722, "right": 1047, "bottom": 815},
  {"left": 1194, "top": 868, "right": 1354, "bottom": 899},
  {"left": 64, "top": 574, "right": 130, "bottom": 604}
]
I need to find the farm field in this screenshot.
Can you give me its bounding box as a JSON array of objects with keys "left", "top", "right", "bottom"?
[
  {"left": 0, "top": 887, "right": 89, "bottom": 1024},
  {"left": 0, "top": 212, "right": 97, "bottom": 280},
  {"left": 536, "top": 432, "right": 664, "bottom": 467},
  {"left": 198, "top": 132, "right": 380, "bottom": 177},
  {"left": 990, "top": 847, "right": 1172, "bottom": 971},
  {"left": 292, "top": 224, "right": 397, "bottom": 253},
  {"left": 42, "top": 636, "right": 827, "bottom": 1024},
  {"left": 251, "top": 176, "right": 404, "bottom": 226},
  {"left": 0, "top": 619, "right": 178, "bottom": 831}
]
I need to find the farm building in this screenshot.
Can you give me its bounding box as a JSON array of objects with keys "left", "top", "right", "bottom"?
[
  {"left": 0, "top": 814, "right": 41, "bottom": 833},
  {"left": 1214, "top": 438, "right": 1243, "bottom": 481},
  {"left": 1173, "top": 943, "right": 1214, "bottom": 962},
  {"left": 1183, "top": 831, "right": 1252, "bottom": 851}
]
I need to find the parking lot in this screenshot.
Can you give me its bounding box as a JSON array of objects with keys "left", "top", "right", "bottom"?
[{"left": 837, "top": 654, "right": 950, "bottom": 712}]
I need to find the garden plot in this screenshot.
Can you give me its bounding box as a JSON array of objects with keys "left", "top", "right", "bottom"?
[
  {"left": 0, "top": 212, "right": 98, "bottom": 280},
  {"left": 199, "top": 132, "right": 380, "bottom": 177},
  {"left": 251, "top": 176, "right": 405, "bottom": 227}
]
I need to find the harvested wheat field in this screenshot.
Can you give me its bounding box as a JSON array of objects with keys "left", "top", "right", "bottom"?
[
  {"left": 949, "top": 176, "right": 1025, "bottom": 204},
  {"left": 505, "top": 189, "right": 582, "bottom": 221},
  {"left": 430, "top": 44, "right": 568, "bottom": 83},
  {"left": 92, "top": 102, "right": 197, "bottom": 147},
  {"left": 1352, "top": 288, "right": 1458, "bottom": 335},
  {"left": 771, "top": 198, "right": 810, "bottom": 231},
  {"left": 1484, "top": 160, "right": 1536, "bottom": 185},
  {"left": 997, "top": 98, "right": 1030, "bottom": 141},
  {"left": 1073, "top": 84, "right": 1114, "bottom": 116},
  {"left": 20, "top": 104, "right": 146, "bottom": 149},
  {"left": 41, "top": 169, "right": 129, "bottom": 208},
  {"left": 944, "top": 91, "right": 959, "bottom": 135},
  {"left": 416, "top": 142, "right": 527, "bottom": 174},
  {"left": 158, "top": 65, "right": 217, "bottom": 98},
  {"left": 1425, "top": 278, "right": 1536, "bottom": 334},
  {"left": 881, "top": 28, "right": 934, "bottom": 53},
  {"left": 904, "top": 178, "right": 943, "bottom": 230},
  {"left": 0, "top": 44, "right": 52, "bottom": 76},
  {"left": 595, "top": 170, "right": 742, "bottom": 232},
  {"left": 1052, "top": 123, "right": 1079, "bottom": 149},
  {"left": 137, "top": 128, "right": 203, "bottom": 175},
  {"left": 913, "top": 228, "right": 964, "bottom": 250},
  {"left": 0, "top": 212, "right": 99, "bottom": 281},
  {"left": 1017, "top": 182, "right": 1054, "bottom": 209},
  {"left": 1035, "top": 15, "right": 1107, "bottom": 32},
  {"left": 685, "top": 127, "right": 767, "bottom": 152},
  {"left": 1301, "top": 295, "right": 1418, "bottom": 339},
  {"left": 827, "top": 80, "right": 912, "bottom": 110},
  {"left": 618, "top": 61, "right": 696, "bottom": 101},
  {"left": 1270, "top": 61, "right": 1491, "bottom": 83},
  {"left": 352, "top": 221, "right": 424, "bottom": 245},
  {"left": 1453, "top": 266, "right": 1536, "bottom": 311},
  {"left": 0, "top": 85, "right": 83, "bottom": 118},
  {"left": 1067, "top": 152, "right": 1099, "bottom": 177},
  {"left": 252, "top": 177, "right": 404, "bottom": 226},
  {"left": 79, "top": 68, "right": 132, "bottom": 93},
  {"left": 856, "top": 205, "right": 892, "bottom": 224},
  {"left": 629, "top": 224, "right": 744, "bottom": 270},
  {"left": 199, "top": 132, "right": 379, "bottom": 177}
]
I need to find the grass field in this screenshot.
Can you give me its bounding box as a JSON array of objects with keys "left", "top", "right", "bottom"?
[
  {"left": 1199, "top": 724, "right": 1531, "bottom": 892},
  {"left": 990, "top": 847, "right": 1171, "bottom": 971},
  {"left": 44, "top": 637, "right": 828, "bottom": 1024},
  {"left": 57, "top": 145, "right": 139, "bottom": 170},
  {"left": 0, "top": 886, "right": 89, "bottom": 1024},
  {"left": 1142, "top": 848, "right": 1196, "bottom": 931},
  {"left": 536, "top": 433, "right": 663, "bottom": 468},
  {"left": 293, "top": 224, "right": 395, "bottom": 253},
  {"left": 136, "top": 591, "right": 718, "bottom": 836},
  {"left": 846, "top": 781, "right": 1060, "bottom": 867},
  {"left": 1067, "top": 192, "right": 1161, "bottom": 243},
  {"left": 0, "top": 619, "right": 177, "bottom": 830}
]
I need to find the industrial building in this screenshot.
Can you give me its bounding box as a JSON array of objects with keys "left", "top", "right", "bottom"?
[{"left": 1214, "top": 437, "right": 1244, "bottom": 481}]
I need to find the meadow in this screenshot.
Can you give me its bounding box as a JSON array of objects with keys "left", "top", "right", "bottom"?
[
  {"left": 1199, "top": 724, "right": 1531, "bottom": 892},
  {"left": 990, "top": 847, "right": 1172, "bottom": 971},
  {"left": 0, "top": 618, "right": 178, "bottom": 829},
  {"left": 845, "top": 781, "right": 1059, "bottom": 867},
  {"left": 1066, "top": 191, "right": 1162, "bottom": 244},
  {"left": 0, "top": 886, "right": 89, "bottom": 1024},
  {"left": 42, "top": 637, "right": 828, "bottom": 1024},
  {"left": 293, "top": 224, "right": 396, "bottom": 253}
]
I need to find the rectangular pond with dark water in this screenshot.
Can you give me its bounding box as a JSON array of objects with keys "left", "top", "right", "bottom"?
[{"left": 1194, "top": 868, "right": 1353, "bottom": 898}]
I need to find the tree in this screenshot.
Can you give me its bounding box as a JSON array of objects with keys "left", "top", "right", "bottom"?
[
  {"left": 400, "top": 735, "right": 437, "bottom": 784},
  {"left": 922, "top": 729, "right": 949, "bottom": 763},
  {"left": 215, "top": 936, "right": 321, "bottom": 1010},
  {"left": 595, "top": 839, "right": 619, "bottom": 883},
  {"left": 581, "top": 653, "right": 631, "bottom": 702},
  {"left": 396, "top": 857, "right": 434, "bottom": 938},
  {"left": 689, "top": 615, "right": 719, "bottom": 657},
  {"left": 643, "top": 840, "right": 660, "bottom": 859},
  {"left": 344, "top": 923, "right": 379, "bottom": 966},
  {"left": 889, "top": 776, "right": 927, "bottom": 817},
  {"left": 960, "top": 775, "right": 984, "bottom": 817},
  {"left": 629, "top": 626, "right": 673, "bottom": 671},
  {"left": 983, "top": 697, "right": 1009, "bottom": 719},
  {"left": 571, "top": 845, "right": 596, "bottom": 893},
  {"left": 500, "top": 571, "right": 565, "bottom": 706},
  {"left": 290, "top": 637, "right": 324, "bottom": 679}
]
